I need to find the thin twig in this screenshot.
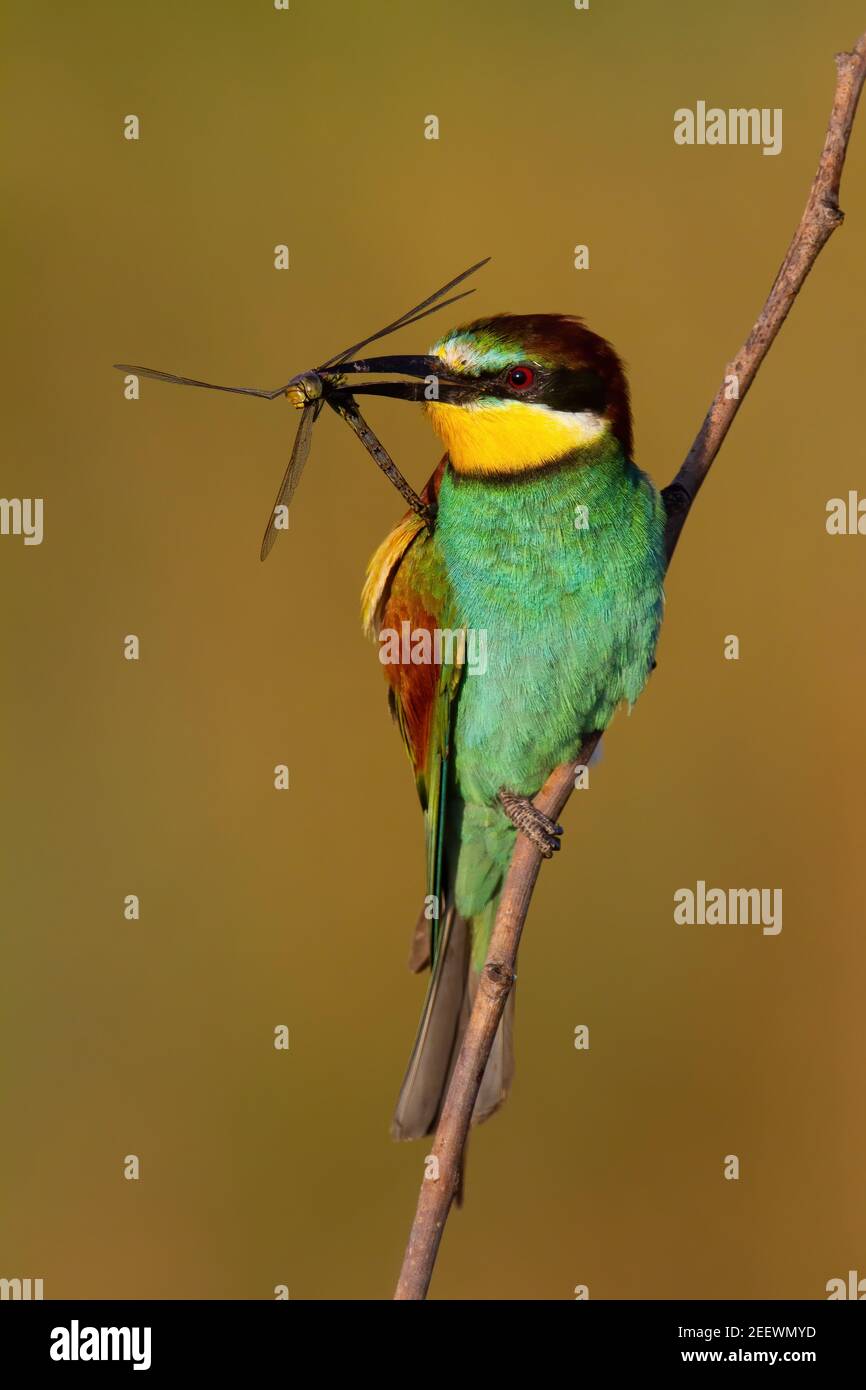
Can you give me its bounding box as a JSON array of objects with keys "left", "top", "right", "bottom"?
[{"left": 394, "top": 32, "right": 866, "bottom": 1301}]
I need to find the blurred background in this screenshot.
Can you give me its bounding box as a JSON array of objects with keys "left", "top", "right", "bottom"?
[{"left": 2, "top": 0, "right": 864, "bottom": 1299}]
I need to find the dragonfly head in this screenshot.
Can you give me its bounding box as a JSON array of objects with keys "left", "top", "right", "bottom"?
[{"left": 285, "top": 371, "right": 329, "bottom": 409}]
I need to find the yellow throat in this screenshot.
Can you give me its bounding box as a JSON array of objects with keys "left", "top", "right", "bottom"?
[{"left": 425, "top": 398, "right": 608, "bottom": 475}]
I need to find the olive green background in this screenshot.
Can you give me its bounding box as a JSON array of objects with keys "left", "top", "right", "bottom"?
[{"left": 2, "top": 0, "right": 864, "bottom": 1299}]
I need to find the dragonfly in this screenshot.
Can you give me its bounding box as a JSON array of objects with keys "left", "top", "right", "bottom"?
[{"left": 114, "top": 257, "right": 496, "bottom": 560}]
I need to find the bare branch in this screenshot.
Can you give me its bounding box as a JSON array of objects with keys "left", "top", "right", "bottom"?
[
  {"left": 394, "top": 32, "right": 866, "bottom": 1301},
  {"left": 394, "top": 732, "right": 602, "bottom": 1300}
]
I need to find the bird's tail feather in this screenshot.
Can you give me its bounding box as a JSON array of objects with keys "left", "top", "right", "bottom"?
[
  {"left": 391, "top": 904, "right": 515, "bottom": 1141},
  {"left": 468, "top": 963, "right": 515, "bottom": 1125}
]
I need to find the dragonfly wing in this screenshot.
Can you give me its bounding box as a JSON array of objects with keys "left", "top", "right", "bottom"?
[
  {"left": 317, "top": 257, "right": 490, "bottom": 370},
  {"left": 113, "top": 364, "right": 283, "bottom": 398},
  {"left": 259, "top": 399, "right": 323, "bottom": 560}
]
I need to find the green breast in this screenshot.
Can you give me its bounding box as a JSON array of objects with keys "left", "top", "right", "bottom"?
[{"left": 435, "top": 439, "right": 666, "bottom": 806}]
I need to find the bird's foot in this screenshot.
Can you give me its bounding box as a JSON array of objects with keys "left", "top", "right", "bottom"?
[{"left": 498, "top": 790, "right": 563, "bottom": 859}]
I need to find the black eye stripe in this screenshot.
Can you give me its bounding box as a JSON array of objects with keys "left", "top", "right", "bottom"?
[
  {"left": 447, "top": 362, "right": 608, "bottom": 413},
  {"left": 539, "top": 367, "right": 607, "bottom": 413}
]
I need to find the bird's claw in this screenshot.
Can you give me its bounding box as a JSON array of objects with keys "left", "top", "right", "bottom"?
[{"left": 498, "top": 790, "right": 564, "bottom": 859}]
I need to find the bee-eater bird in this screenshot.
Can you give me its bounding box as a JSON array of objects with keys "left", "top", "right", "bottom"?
[{"left": 353, "top": 314, "right": 666, "bottom": 1140}]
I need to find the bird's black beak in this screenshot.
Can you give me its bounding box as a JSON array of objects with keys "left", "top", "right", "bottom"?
[
  {"left": 324, "top": 353, "right": 477, "bottom": 404},
  {"left": 331, "top": 353, "right": 443, "bottom": 379}
]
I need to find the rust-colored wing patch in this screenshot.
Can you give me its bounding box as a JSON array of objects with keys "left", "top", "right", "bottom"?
[{"left": 360, "top": 459, "right": 446, "bottom": 640}]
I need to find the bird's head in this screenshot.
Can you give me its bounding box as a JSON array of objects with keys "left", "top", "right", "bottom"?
[
  {"left": 425, "top": 314, "right": 632, "bottom": 475},
  {"left": 340, "top": 314, "right": 632, "bottom": 476}
]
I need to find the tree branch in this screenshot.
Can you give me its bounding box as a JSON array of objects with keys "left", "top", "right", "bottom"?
[{"left": 394, "top": 33, "right": 866, "bottom": 1302}]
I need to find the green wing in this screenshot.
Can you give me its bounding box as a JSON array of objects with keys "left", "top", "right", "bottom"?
[{"left": 360, "top": 461, "right": 462, "bottom": 963}]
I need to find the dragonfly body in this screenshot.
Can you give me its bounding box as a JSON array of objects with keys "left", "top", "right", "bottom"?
[{"left": 114, "top": 258, "right": 490, "bottom": 556}]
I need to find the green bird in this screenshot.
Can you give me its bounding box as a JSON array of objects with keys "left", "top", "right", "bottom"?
[
  {"left": 112, "top": 292, "right": 666, "bottom": 1140},
  {"left": 353, "top": 313, "right": 666, "bottom": 1140},
  {"left": 111, "top": 276, "right": 664, "bottom": 1142}
]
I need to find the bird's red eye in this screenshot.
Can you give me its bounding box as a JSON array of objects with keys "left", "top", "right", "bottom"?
[{"left": 506, "top": 365, "right": 535, "bottom": 391}]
